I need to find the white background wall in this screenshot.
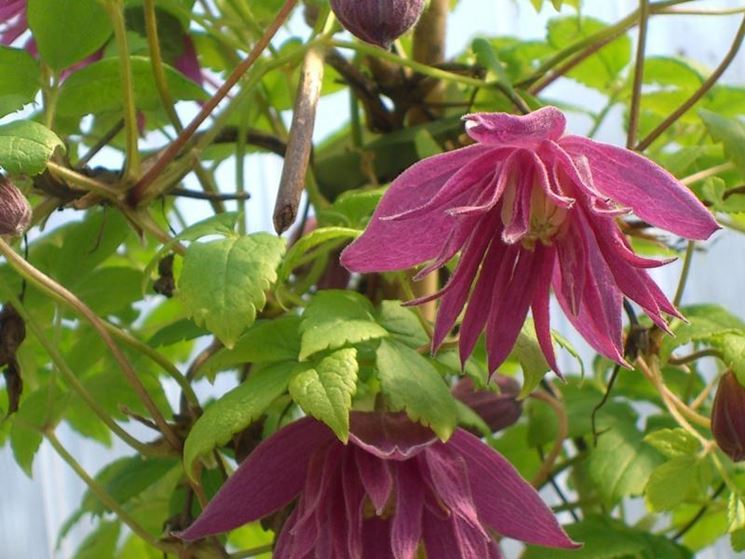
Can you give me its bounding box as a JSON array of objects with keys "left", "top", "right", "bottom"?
[{"left": 1, "top": 0, "right": 744, "bottom": 557}]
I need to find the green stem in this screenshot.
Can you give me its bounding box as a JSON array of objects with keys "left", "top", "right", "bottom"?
[
  {"left": 330, "top": 39, "right": 488, "bottom": 88},
  {"left": 673, "top": 241, "right": 695, "bottom": 307},
  {"left": 0, "top": 239, "right": 182, "bottom": 450},
  {"left": 636, "top": 13, "right": 745, "bottom": 151},
  {"left": 104, "top": 0, "right": 141, "bottom": 181},
  {"left": 130, "top": 0, "right": 299, "bottom": 204},
  {"left": 229, "top": 544, "right": 274, "bottom": 558},
  {"left": 627, "top": 0, "right": 650, "bottom": 148},
  {"left": 0, "top": 286, "right": 153, "bottom": 455},
  {"left": 46, "top": 161, "right": 123, "bottom": 201},
  {"left": 46, "top": 430, "right": 178, "bottom": 552}
]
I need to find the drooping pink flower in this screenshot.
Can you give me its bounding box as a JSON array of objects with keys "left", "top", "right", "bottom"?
[
  {"left": 179, "top": 412, "right": 578, "bottom": 557},
  {"left": 0, "top": 0, "right": 27, "bottom": 46},
  {"left": 341, "top": 107, "right": 719, "bottom": 374}
]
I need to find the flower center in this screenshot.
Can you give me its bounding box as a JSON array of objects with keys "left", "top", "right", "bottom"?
[{"left": 500, "top": 173, "right": 568, "bottom": 250}]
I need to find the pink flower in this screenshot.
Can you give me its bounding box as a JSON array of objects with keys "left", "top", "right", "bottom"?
[
  {"left": 179, "top": 412, "right": 578, "bottom": 557},
  {"left": 341, "top": 107, "right": 719, "bottom": 373},
  {"left": 0, "top": 0, "right": 27, "bottom": 46}
]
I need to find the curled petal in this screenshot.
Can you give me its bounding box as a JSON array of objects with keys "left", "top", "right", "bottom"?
[
  {"left": 464, "top": 107, "right": 566, "bottom": 148},
  {"left": 350, "top": 412, "right": 438, "bottom": 461},
  {"left": 560, "top": 136, "right": 719, "bottom": 240}
]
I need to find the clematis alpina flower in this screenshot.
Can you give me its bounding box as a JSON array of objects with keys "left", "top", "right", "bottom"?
[
  {"left": 711, "top": 371, "right": 745, "bottom": 462},
  {"left": 331, "top": 0, "right": 425, "bottom": 48},
  {"left": 0, "top": 0, "right": 26, "bottom": 46},
  {"left": 179, "top": 412, "right": 578, "bottom": 557},
  {"left": 341, "top": 107, "right": 719, "bottom": 374}
]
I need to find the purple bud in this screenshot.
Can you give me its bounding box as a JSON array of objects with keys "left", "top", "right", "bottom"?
[
  {"left": 331, "top": 0, "right": 425, "bottom": 48},
  {"left": 452, "top": 376, "right": 522, "bottom": 435},
  {"left": 712, "top": 371, "right": 745, "bottom": 462},
  {"left": 0, "top": 177, "right": 31, "bottom": 236}
]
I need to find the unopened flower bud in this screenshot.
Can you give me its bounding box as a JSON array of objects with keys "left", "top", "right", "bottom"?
[
  {"left": 331, "top": 0, "right": 425, "bottom": 48},
  {"left": 452, "top": 375, "right": 522, "bottom": 435},
  {"left": 712, "top": 371, "right": 745, "bottom": 462},
  {"left": 0, "top": 177, "right": 31, "bottom": 236}
]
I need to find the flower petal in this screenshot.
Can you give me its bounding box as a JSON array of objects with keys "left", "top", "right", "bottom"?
[
  {"left": 531, "top": 246, "right": 561, "bottom": 375},
  {"left": 355, "top": 446, "right": 393, "bottom": 515},
  {"left": 343, "top": 451, "right": 366, "bottom": 558},
  {"left": 464, "top": 107, "right": 566, "bottom": 148},
  {"left": 553, "top": 226, "right": 626, "bottom": 363},
  {"left": 178, "top": 417, "right": 335, "bottom": 541},
  {"left": 485, "top": 245, "right": 545, "bottom": 373},
  {"left": 560, "top": 136, "right": 719, "bottom": 240},
  {"left": 391, "top": 461, "right": 425, "bottom": 559},
  {"left": 340, "top": 144, "right": 491, "bottom": 272},
  {"left": 362, "top": 517, "right": 394, "bottom": 559},
  {"left": 431, "top": 212, "right": 500, "bottom": 350},
  {"left": 451, "top": 429, "right": 579, "bottom": 549},
  {"left": 350, "top": 412, "right": 438, "bottom": 461}
]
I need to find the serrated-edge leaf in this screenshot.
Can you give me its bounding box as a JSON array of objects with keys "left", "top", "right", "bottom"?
[
  {"left": 289, "top": 348, "right": 358, "bottom": 441},
  {"left": 376, "top": 338, "right": 457, "bottom": 440},
  {"left": 183, "top": 362, "right": 296, "bottom": 479},
  {"left": 278, "top": 227, "right": 359, "bottom": 283},
  {"left": 178, "top": 233, "right": 286, "bottom": 348},
  {"left": 644, "top": 428, "right": 701, "bottom": 458}
]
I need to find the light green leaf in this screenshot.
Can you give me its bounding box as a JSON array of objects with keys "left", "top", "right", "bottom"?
[
  {"left": 289, "top": 348, "right": 358, "bottom": 441},
  {"left": 183, "top": 362, "right": 296, "bottom": 479},
  {"left": 728, "top": 493, "right": 745, "bottom": 532},
  {"left": 644, "top": 428, "right": 701, "bottom": 459},
  {"left": 716, "top": 333, "right": 745, "bottom": 386},
  {"left": 512, "top": 320, "right": 551, "bottom": 399},
  {"left": 376, "top": 339, "right": 457, "bottom": 440},
  {"left": 0, "top": 47, "right": 40, "bottom": 117},
  {"left": 72, "top": 521, "right": 120, "bottom": 559},
  {"left": 547, "top": 16, "right": 631, "bottom": 90},
  {"left": 645, "top": 456, "right": 701, "bottom": 511},
  {"left": 589, "top": 415, "right": 663, "bottom": 505},
  {"left": 0, "top": 120, "right": 64, "bottom": 175},
  {"left": 57, "top": 56, "right": 207, "bottom": 117},
  {"left": 375, "top": 300, "right": 428, "bottom": 349},
  {"left": 700, "top": 109, "right": 745, "bottom": 174},
  {"left": 299, "top": 290, "right": 388, "bottom": 360},
  {"left": 278, "top": 226, "right": 358, "bottom": 283},
  {"left": 178, "top": 233, "right": 286, "bottom": 349},
  {"left": 201, "top": 316, "right": 301, "bottom": 378},
  {"left": 27, "top": 0, "right": 112, "bottom": 71}
]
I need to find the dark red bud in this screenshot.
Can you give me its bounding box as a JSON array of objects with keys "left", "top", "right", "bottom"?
[
  {"left": 452, "top": 376, "right": 522, "bottom": 435},
  {"left": 331, "top": 0, "right": 425, "bottom": 48},
  {"left": 0, "top": 177, "right": 31, "bottom": 236},
  {"left": 712, "top": 371, "right": 745, "bottom": 462}
]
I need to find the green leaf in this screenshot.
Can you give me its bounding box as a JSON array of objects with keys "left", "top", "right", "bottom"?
[
  {"left": 178, "top": 233, "right": 285, "bottom": 349},
  {"left": 72, "top": 521, "right": 120, "bottom": 559},
  {"left": 589, "top": 414, "right": 663, "bottom": 505},
  {"left": 645, "top": 456, "right": 703, "bottom": 511},
  {"left": 547, "top": 16, "right": 631, "bottom": 90},
  {"left": 660, "top": 304, "right": 745, "bottom": 362},
  {"left": 278, "top": 227, "right": 359, "bottom": 284},
  {"left": 375, "top": 300, "right": 428, "bottom": 349},
  {"left": 0, "top": 120, "right": 64, "bottom": 175},
  {"left": 317, "top": 188, "right": 384, "bottom": 228},
  {"left": 289, "top": 348, "right": 358, "bottom": 441},
  {"left": 716, "top": 333, "right": 745, "bottom": 386},
  {"left": 27, "top": 0, "right": 112, "bottom": 71},
  {"left": 376, "top": 339, "right": 457, "bottom": 440},
  {"left": 0, "top": 47, "right": 40, "bottom": 117},
  {"left": 56, "top": 56, "right": 207, "bottom": 117},
  {"left": 512, "top": 320, "right": 551, "bottom": 398},
  {"left": 728, "top": 492, "right": 745, "bottom": 532},
  {"left": 524, "top": 515, "right": 693, "bottom": 559},
  {"left": 700, "top": 109, "right": 745, "bottom": 174},
  {"left": 644, "top": 428, "right": 701, "bottom": 458},
  {"left": 299, "top": 290, "right": 388, "bottom": 360},
  {"left": 10, "top": 383, "right": 69, "bottom": 476},
  {"left": 201, "top": 316, "right": 301, "bottom": 378},
  {"left": 732, "top": 529, "right": 745, "bottom": 553},
  {"left": 183, "top": 362, "right": 296, "bottom": 479}
]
